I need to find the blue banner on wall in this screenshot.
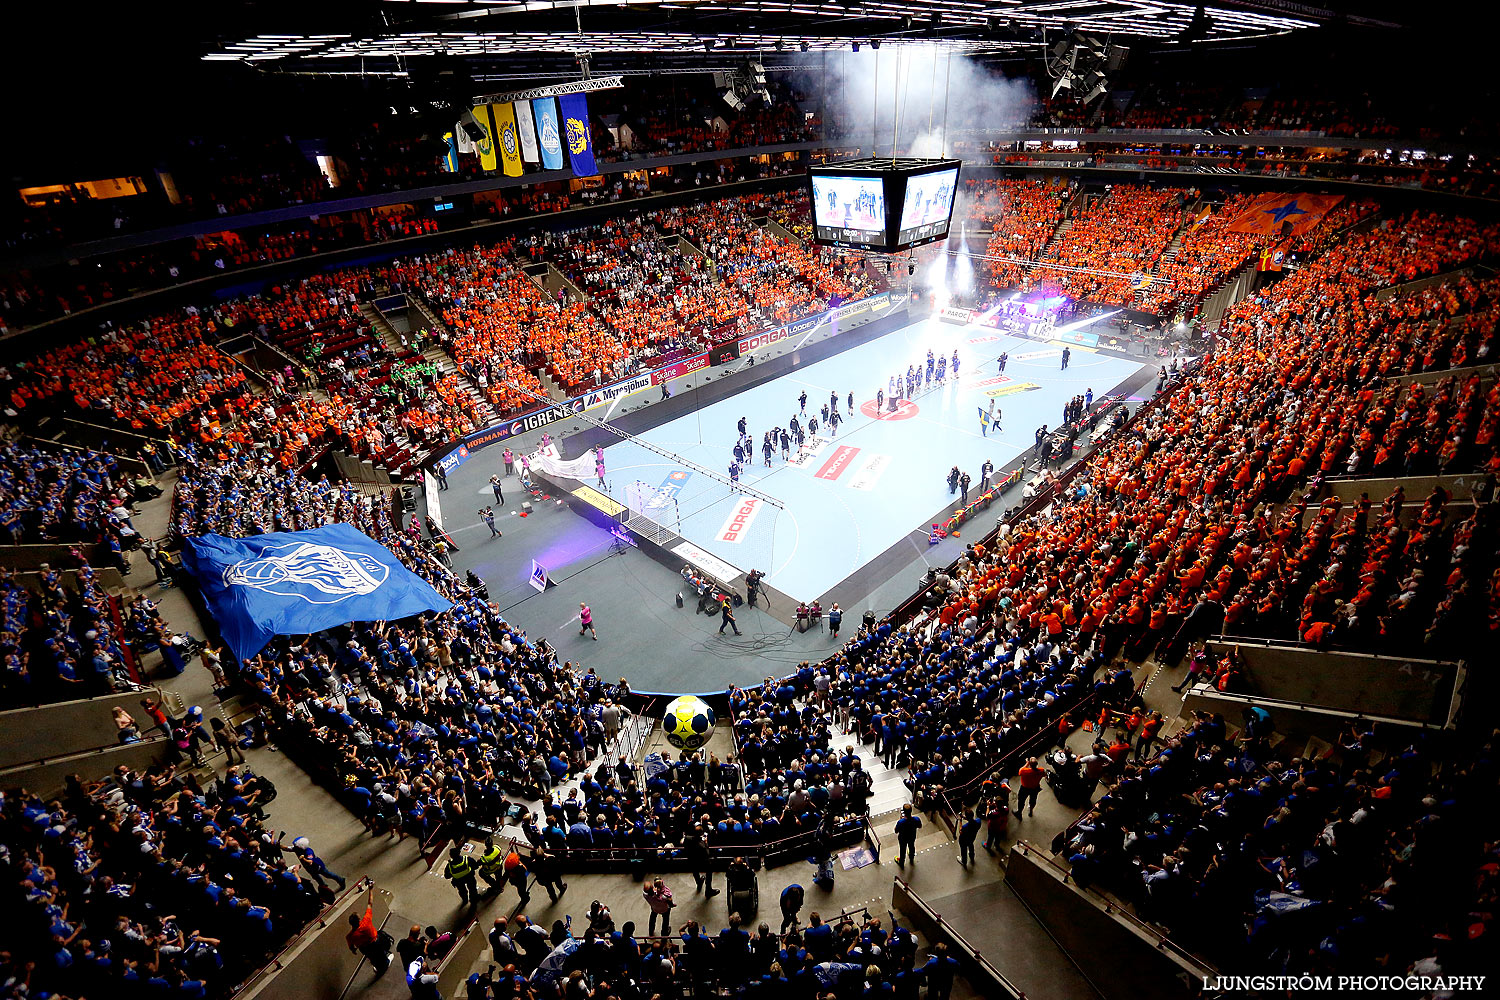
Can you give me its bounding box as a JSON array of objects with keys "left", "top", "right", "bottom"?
[
  {"left": 533, "top": 97, "right": 565, "bottom": 171},
  {"left": 182, "top": 524, "right": 452, "bottom": 661},
  {"left": 557, "top": 92, "right": 598, "bottom": 177}
]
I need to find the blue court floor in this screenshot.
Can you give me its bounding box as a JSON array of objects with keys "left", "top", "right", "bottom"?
[{"left": 592, "top": 316, "right": 1154, "bottom": 601}]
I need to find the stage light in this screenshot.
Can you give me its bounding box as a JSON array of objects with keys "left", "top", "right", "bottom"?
[
  {"left": 852, "top": 41, "right": 859, "bottom": 52},
  {"left": 775, "top": 38, "right": 784, "bottom": 51},
  {"left": 908, "top": 262, "right": 915, "bottom": 275},
  {"left": 800, "top": 39, "right": 810, "bottom": 52},
  {"left": 703, "top": 39, "right": 715, "bottom": 51},
  {"left": 870, "top": 38, "right": 880, "bottom": 49}
]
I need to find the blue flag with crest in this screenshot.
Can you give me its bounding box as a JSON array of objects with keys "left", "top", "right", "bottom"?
[
  {"left": 533, "top": 97, "right": 565, "bottom": 171},
  {"left": 557, "top": 92, "right": 598, "bottom": 177},
  {"left": 182, "top": 524, "right": 452, "bottom": 661}
]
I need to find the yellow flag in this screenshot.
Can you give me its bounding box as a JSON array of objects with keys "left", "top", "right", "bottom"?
[
  {"left": 473, "top": 105, "right": 498, "bottom": 173},
  {"left": 493, "top": 102, "right": 524, "bottom": 177}
]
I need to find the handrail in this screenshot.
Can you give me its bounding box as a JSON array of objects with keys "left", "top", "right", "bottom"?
[
  {"left": 940, "top": 689, "right": 1108, "bottom": 813},
  {"left": 1210, "top": 631, "right": 1465, "bottom": 664},
  {"left": 61, "top": 415, "right": 174, "bottom": 448},
  {"left": 1182, "top": 683, "right": 1449, "bottom": 730},
  {"left": 611, "top": 696, "right": 656, "bottom": 764},
  {"left": 432, "top": 909, "right": 483, "bottom": 976},
  {"left": 0, "top": 734, "right": 170, "bottom": 779},
  {"left": 0, "top": 681, "right": 154, "bottom": 717},
  {"left": 862, "top": 814, "right": 882, "bottom": 861},
  {"left": 891, "top": 874, "right": 1025, "bottom": 1000},
  {"left": 231, "top": 875, "right": 371, "bottom": 999},
  {"left": 501, "top": 814, "right": 864, "bottom": 868},
  {"left": 1011, "top": 842, "right": 1219, "bottom": 978}
]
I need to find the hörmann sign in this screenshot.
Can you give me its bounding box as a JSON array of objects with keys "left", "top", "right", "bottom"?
[{"left": 448, "top": 399, "right": 585, "bottom": 464}]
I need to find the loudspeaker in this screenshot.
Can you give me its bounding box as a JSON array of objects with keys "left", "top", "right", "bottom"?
[{"left": 461, "top": 120, "right": 486, "bottom": 142}]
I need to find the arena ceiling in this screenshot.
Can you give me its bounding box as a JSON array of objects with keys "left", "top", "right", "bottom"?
[{"left": 199, "top": 1, "right": 1378, "bottom": 71}]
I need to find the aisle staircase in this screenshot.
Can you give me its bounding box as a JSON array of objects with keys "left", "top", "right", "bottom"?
[
  {"left": 1138, "top": 228, "right": 1187, "bottom": 307},
  {"left": 358, "top": 302, "right": 406, "bottom": 354},
  {"left": 537, "top": 371, "right": 568, "bottom": 401},
  {"left": 1039, "top": 218, "right": 1075, "bottom": 263},
  {"left": 396, "top": 296, "right": 499, "bottom": 426},
  {"left": 814, "top": 709, "right": 912, "bottom": 818}
]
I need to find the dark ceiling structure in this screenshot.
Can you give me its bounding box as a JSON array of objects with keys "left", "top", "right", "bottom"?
[
  {"left": 0, "top": 1, "right": 1434, "bottom": 179},
  {"left": 201, "top": 0, "right": 1354, "bottom": 80}
]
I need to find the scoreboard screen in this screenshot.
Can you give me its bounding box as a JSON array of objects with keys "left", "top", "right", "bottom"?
[{"left": 807, "top": 158, "right": 961, "bottom": 253}]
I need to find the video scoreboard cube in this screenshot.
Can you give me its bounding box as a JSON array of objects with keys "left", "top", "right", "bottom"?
[{"left": 807, "top": 157, "right": 961, "bottom": 253}]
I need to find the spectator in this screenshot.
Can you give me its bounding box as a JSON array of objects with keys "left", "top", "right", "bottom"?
[{"left": 643, "top": 877, "right": 675, "bottom": 936}]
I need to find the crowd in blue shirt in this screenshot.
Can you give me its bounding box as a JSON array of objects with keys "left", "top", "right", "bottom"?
[
  {"left": 471, "top": 900, "right": 962, "bottom": 1000},
  {"left": 824, "top": 611, "right": 1130, "bottom": 810},
  {"left": 1, "top": 564, "right": 138, "bottom": 707},
  {"left": 3, "top": 762, "right": 320, "bottom": 1000},
  {"left": 0, "top": 442, "right": 127, "bottom": 549},
  {"left": 1061, "top": 715, "right": 1496, "bottom": 978}
]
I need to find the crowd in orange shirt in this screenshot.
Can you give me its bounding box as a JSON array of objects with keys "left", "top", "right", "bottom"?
[
  {"left": 965, "top": 178, "right": 1070, "bottom": 288},
  {"left": 385, "top": 245, "right": 626, "bottom": 398},
  {"left": 920, "top": 209, "right": 1499, "bottom": 660},
  {"left": 8, "top": 187, "right": 887, "bottom": 474},
  {"left": 1032, "top": 184, "right": 1189, "bottom": 305}
]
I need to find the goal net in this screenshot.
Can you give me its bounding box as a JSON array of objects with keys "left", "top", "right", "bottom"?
[
  {"left": 624, "top": 480, "right": 682, "bottom": 536},
  {"left": 620, "top": 478, "right": 781, "bottom": 597}
]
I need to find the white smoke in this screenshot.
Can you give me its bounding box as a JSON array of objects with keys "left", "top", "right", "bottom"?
[
  {"left": 951, "top": 225, "right": 975, "bottom": 297},
  {"left": 795, "top": 45, "right": 1035, "bottom": 158}
]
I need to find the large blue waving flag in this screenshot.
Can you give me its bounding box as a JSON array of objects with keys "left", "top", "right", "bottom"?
[
  {"left": 182, "top": 524, "right": 452, "bottom": 661},
  {"left": 557, "top": 92, "right": 597, "bottom": 177},
  {"left": 533, "top": 97, "right": 565, "bottom": 171}
]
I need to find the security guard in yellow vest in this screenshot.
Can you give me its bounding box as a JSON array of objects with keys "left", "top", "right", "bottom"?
[
  {"left": 443, "top": 846, "right": 478, "bottom": 906},
  {"left": 477, "top": 837, "right": 506, "bottom": 895}
]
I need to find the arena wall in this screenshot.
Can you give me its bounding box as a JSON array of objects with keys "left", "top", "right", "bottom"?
[
  {"left": 1206, "top": 639, "right": 1460, "bottom": 723},
  {"left": 1003, "top": 845, "right": 1212, "bottom": 1000}
]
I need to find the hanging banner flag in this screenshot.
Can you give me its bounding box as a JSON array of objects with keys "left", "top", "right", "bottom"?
[
  {"left": 441, "top": 131, "right": 460, "bottom": 173},
  {"left": 472, "top": 105, "right": 498, "bottom": 173},
  {"left": 1225, "top": 192, "right": 1344, "bottom": 237},
  {"left": 533, "top": 97, "right": 564, "bottom": 171},
  {"left": 455, "top": 119, "right": 476, "bottom": 155},
  {"left": 493, "top": 102, "right": 523, "bottom": 177},
  {"left": 557, "top": 92, "right": 598, "bottom": 177},
  {"left": 514, "top": 98, "right": 540, "bottom": 164}
]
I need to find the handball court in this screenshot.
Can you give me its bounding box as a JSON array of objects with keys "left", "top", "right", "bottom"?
[
  {"left": 591, "top": 315, "right": 1155, "bottom": 601},
  {"left": 436, "top": 315, "right": 1156, "bottom": 692}
]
